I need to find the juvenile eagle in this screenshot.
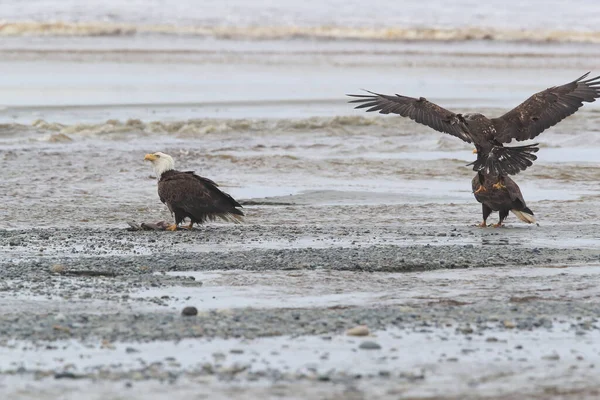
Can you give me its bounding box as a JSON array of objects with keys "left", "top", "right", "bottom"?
[
  {"left": 348, "top": 72, "right": 600, "bottom": 176},
  {"left": 144, "top": 152, "right": 244, "bottom": 231},
  {"left": 472, "top": 172, "right": 535, "bottom": 228}
]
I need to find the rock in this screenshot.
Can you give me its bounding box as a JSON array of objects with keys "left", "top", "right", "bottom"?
[
  {"left": 359, "top": 341, "right": 382, "bottom": 350},
  {"left": 54, "top": 372, "right": 82, "bottom": 379},
  {"left": 50, "top": 264, "right": 66, "bottom": 274},
  {"left": 542, "top": 353, "right": 560, "bottom": 361},
  {"left": 181, "top": 306, "right": 198, "bottom": 316},
  {"left": 125, "top": 347, "right": 140, "bottom": 354},
  {"left": 503, "top": 320, "right": 516, "bottom": 329},
  {"left": 346, "top": 325, "right": 370, "bottom": 336}
]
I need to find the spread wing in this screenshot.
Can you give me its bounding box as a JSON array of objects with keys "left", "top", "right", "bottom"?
[
  {"left": 492, "top": 72, "right": 600, "bottom": 143},
  {"left": 347, "top": 90, "right": 472, "bottom": 143},
  {"left": 158, "top": 172, "right": 243, "bottom": 217}
]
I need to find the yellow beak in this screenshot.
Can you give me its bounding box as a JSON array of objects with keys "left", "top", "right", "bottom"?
[
  {"left": 472, "top": 148, "right": 478, "bottom": 154},
  {"left": 144, "top": 153, "right": 157, "bottom": 161}
]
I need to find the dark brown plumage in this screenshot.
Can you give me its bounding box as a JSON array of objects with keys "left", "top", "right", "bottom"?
[
  {"left": 158, "top": 170, "right": 244, "bottom": 226},
  {"left": 348, "top": 72, "right": 600, "bottom": 176},
  {"left": 145, "top": 152, "right": 243, "bottom": 230},
  {"left": 472, "top": 172, "right": 535, "bottom": 227}
]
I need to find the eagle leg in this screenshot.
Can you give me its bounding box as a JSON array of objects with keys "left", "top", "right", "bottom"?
[
  {"left": 474, "top": 185, "right": 487, "bottom": 194},
  {"left": 477, "top": 204, "right": 492, "bottom": 228},
  {"left": 166, "top": 224, "right": 178, "bottom": 231},
  {"left": 494, "top": 209, "right": 509, "bottom": 228}
]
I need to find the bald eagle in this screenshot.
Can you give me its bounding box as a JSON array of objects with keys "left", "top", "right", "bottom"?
[
  {"left": 348, "top": 72, "right": 600, "bottom": 176},
  {"left": 144, "top": 152, "right": 244, "bottom": 231},
  {"left": 472, "top": 172, "right": 535, "bottom": 227}
]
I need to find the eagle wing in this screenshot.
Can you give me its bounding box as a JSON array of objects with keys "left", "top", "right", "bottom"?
[
  {"left": 158, "top": 172, "right": 243, "bottom": 218},
  {"left": 492, "top": 72, "right": 600, "bottom": 143},
  {"left": 503, "top": 176, "right": 527, "bottom": 205},
  {"left": 347, "top": 91, "right": 472, "bottom": 143}
]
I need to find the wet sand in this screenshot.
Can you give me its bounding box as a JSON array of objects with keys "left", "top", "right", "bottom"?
[{"left": 2, "top": 213, "right": 600, "bottom": 399}]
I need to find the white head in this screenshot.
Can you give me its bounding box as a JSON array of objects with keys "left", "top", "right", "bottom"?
[{"left": 144, "top": 152, "right": 175, "bottom": 177}]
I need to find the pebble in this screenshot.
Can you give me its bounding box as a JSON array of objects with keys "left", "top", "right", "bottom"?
[
  {"left": 503, "top": 320, "right": 516, "bottom": 329},
  {"left": 358, "top": 341, "right": 382, "bottom": 350},
  {"left": 181, "top": 306, "right": 198, "bottom": 316},
  {"left": 50, "top": 264, "right": 66, "bottom": 274},
  {"left": 346, "top": 325, "right": 370, "bottom": 336},
  {"left": 125, "top": 347, "right": 140, "bottom": 354},
  {"left": 542, "top": 354, "right": 560, "bottom": 361}
]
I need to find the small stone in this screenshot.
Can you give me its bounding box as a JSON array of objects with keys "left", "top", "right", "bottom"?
[
  {"left": 54, "top": 372, "right": 81, "bottom": 379},
  {"left": 230, "top": 349, "right": 244, "bottom": 354},
  {"left": 542, "top": 353, "right": 560, "bottom": 361},
  {"left": 359, "top": 341, "right": 382, "bottom": 350},
  {"left": 486, "top": 337, "right": 499, "bottom": 342},
  {"left": 125, "top": 347, "right": 140, "bottom": 354},
  {"left": 458, "top": 327, "right": 474, "bottom": 334},
  {"left": 346, "top": 325, "right": 370, "bottom": 336},
  {"left": 50, "top": 264, "right": 66, "bottom": 274},
  {"left": 101, "top": 340, "right": 116, "bottom": 350},
  {"left": 52, "top": 325, "right": 71, "bottom": 334},
  {"left": 182, "top": 306, "right": 198, "bottom": 316},
  {"left": 503, "top": 320, "right": 516, "bottom": 329}
]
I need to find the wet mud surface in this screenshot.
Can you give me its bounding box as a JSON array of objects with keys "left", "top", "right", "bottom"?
[{"left": 1, "top": 218, "right": 600, "bottom": 399}]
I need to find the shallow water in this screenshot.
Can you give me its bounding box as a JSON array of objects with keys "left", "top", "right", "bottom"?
[
  {"left": 128, "top": 265, "right": 600, "bottom": 311},
  {"left": 1, "top": 0, "right": 600, "bottom": 42}
]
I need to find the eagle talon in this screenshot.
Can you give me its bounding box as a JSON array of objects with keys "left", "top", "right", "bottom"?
[
  {"left": 476, "top": 221, "right": 487, "bottom": 228},
  {"left": 166, "top": 224, "right": 178, "bottom": 231},
  {"left": 492, "top": 181, "right": 506, "bottom": 190},
  {"left": 492, "top": 223, "right": 504, "bottom": 228},
  {"left": 474, "top": 186, "right": 487, "bottom": 194},
  {"left": 182, "top": 222, "right": 194, "bottom": 230}
]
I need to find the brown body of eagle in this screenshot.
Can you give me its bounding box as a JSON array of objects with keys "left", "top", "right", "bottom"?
[
  {"left": 348, "top": 72, "right": 600, "bottom": 176},
  {"left": 472, "top": 172, "right": 535, "bottom": 227},
  {"left": 145, "top": 152, "right": 243, "bottom": 230},
  {"left": 158, "top": 170, "right": 244, "bottom": 227}
]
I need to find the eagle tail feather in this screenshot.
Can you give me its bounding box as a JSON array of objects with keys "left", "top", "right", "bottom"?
[
  {"left": 470, "top": 143, "right": 539, "bottom": 175},
  {"left": 511, "top": 209, "right": 536, "bottom": 224},
  {"left": 217, "top": 213, "right": 245, "bottom": 224}
]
